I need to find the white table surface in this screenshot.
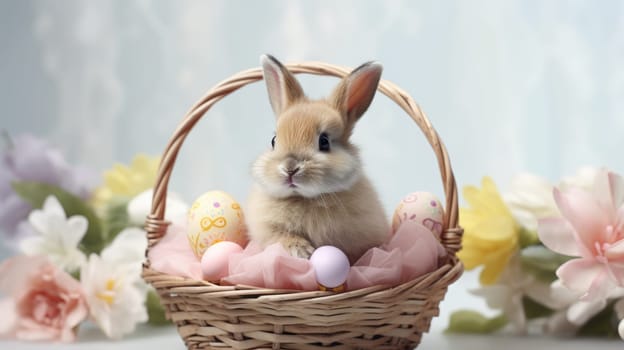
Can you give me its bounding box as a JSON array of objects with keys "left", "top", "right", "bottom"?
[
  {"left": 2, "top": 319, "right": 623, "bottom": 350},
  {"left": 2, "top": 323, "right": 623, "bottom": 350}
]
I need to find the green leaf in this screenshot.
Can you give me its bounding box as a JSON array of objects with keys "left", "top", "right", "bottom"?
[
  {"left": 101, "top": 196, "right": 133, "bottom": 245},
  {"left": 446, "top": 310, "right": 507, "bottom": 334},
  {"left": 518, "top": 227, "right": 540, "bottom": 248},
  {"left": 522, "top": 296, "right": 553, "bottom": 319},
  {"left": 70, "top": 269, "right": 81, "bottom": 280},
  {"left": 520, "top": 245, "right": 571, "bottom": 282},
  {"left": 146, "top": 290, "right": 170, "bottom": 326},
  {"left": 12, "top": 181, "right": 106, "bottom": 254}
]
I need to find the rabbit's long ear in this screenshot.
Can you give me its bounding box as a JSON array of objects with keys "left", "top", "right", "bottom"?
[
  {"left": 330, "top": 62, "right": 382, "bottom": 134},
  {"left": 260, "top": 54, "right": 305, "bottom": 117}
]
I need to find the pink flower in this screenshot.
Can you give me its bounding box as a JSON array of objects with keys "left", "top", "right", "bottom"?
[
  {"left": 0, "top": 255, "right": 88, "bottom": 342},
  {"left": 538, "top": 170, "right": 624, "bottom": 301}
]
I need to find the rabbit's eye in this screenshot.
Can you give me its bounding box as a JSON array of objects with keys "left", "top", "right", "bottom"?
[
  {"left": 318, "top": 133, "right": 330, "bottom": 152},
  {"left": 271, "top": 136, "right": 276, "bottom": 149}
]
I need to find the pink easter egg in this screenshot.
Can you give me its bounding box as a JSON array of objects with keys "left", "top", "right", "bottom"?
[
  {"left": 309, "top": 246, "right": 350, "bottom": 289},
  {"left": 392, "top": 192, "right": 444, "bottom": 238},
  {"left": 200, "top": 241, "right": 243, "bottom": 282}
]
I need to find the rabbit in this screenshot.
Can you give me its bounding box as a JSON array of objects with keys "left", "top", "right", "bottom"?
[{"left": 246, "top": 54, "right": 389, "bottom": 263}]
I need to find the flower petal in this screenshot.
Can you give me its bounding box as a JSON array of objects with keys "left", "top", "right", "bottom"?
[
  {"left": 609, "top": 287, "right": 624, "bottom": 299},
  {"left": 22, "top": 195, "right": 87, "bottom": 272},
  {"left": 537, "top": 217, "right": 579, "bottom": 256},
  {"left": 606, "top": 239, "right": 624, "bottom": 259},
  {"left": 504, "top": 293, "right": 527, "bottom": 334},
  {"left": 463, "top": 215, "right": 517, "bottom": 242},
  {"left": 458, "top": 246, "right": 488, "bottom": 269},
  {"left": 482, "top": 177, "right": 513, "bottom": 215},
  {"left": 548, "top": 279, "right": 582, "bottom": 308},
  {"left": 560, "top": 167, "right": 599, "bottom": 191},
  {"left": 15, "top": 320, "right": 60, "bottom": 341},
  {"left": 567, "top": 298, "right": 606, "bottom": 325},
  {"left": 524, "top": 280, "right": 568, "bottom": 310},
  {"left": 127, "top": 189, "right": 189, "bottom": 226},
  {"left": 556, "top": 258, "right": 603, "bottom": 297},
  {"left": 459, "top": 236, "right": 516, "bottom": 269},
  {"left": 618, "top": 206, "right": 624, "bottom": 234},
  {"left": 610, "top": 173, "right": 624, "bottom": 208},
  {"left": 27, "top": 210, "right": 50, "bottom": 235},
  {"left": 126, "top": 190, "right": 154, "bottom": 226},
  {"left": 585, "top": 269, "right": 615, "bottom": 301},
  {"left": 463, "top": 177, "right": 507, "bottom": 216},
  {"left": 470, "top": 285, "right": 512, "bottom": 310},
  {"left": 18, "top": 236, "right": 44, "bottom": 256},
  {"left": 63, "top": 297, "right": 88, "bottom": 330},
  {"left": 543, "top": 310, "right": 579, "bottom": 336},
  {"left": 101, "top": 228, "right": 147, "bottom": 266},
  {"left": 63, "top": 216, "right": 88, "bottom": 248},
  {"left": 480, "top": 252, "right": 511, "bottom": 285},
  {"left": 505, "top": 173, "right": 558, "bottom": 223},
  {"left": 593, "top": 170, "right": 624, "bottom": 212},
  {"left": 507, "top": 209, "right": 540, "bottom": 231},
  {"left": 42, "top": 196, "right": 66, "bottom": 218},
  {"left": 81, "top": 251, "right": 148, "bottom": 340},
  {"left": 61, "top": 249, "right": 87, "bottom": 272},
  {"left": 0, "top": 256, "right": 47, "bottom": 295},
  {"left": 553, "top": 188, "right": 608, "bottom": 252},
  {"left": 0, "top": 298, "right": 17, "bottom": 335}
]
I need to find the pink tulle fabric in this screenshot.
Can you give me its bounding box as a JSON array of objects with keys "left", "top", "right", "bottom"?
[
  {"left": 148, "top": 220, "right": 446, "bottom": 291},
  {"left": 148, "top": 222, "right": 203, "bottom": 280},
  {"left": 222, "top": 242, "right": 318, "bottom": 290},
  {"left": 347, "top": 221, "right": 447, "bottom": 290}
]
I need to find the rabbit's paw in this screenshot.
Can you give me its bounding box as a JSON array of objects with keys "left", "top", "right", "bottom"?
[{"left": 281, "top": 235, "right": 315, "bottom": 259}]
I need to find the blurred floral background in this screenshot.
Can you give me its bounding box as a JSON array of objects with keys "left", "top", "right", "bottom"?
[{"left": 2, "top": 0, "right": 624, "bottom": 340}]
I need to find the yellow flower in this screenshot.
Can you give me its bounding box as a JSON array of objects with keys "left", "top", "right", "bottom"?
[
  {"left": 92, "top": 154, "right": 160, "bottom": 209},
  {"left": 458, "top": 177, "right": 520, "bottom": 285}
]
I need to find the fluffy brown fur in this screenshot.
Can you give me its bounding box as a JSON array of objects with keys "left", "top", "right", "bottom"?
[{"left": 247, "top": 55, "right": 389, "bottom": 263}]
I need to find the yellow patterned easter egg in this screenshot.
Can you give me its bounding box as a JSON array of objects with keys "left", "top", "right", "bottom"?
[{"left": 186, "top": 191, "right": 248, "bottom": 258}]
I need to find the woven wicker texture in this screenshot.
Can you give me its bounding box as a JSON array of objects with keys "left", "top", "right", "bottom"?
[{"left": 143, "top": 61, "right": 464, "bottom": 350}]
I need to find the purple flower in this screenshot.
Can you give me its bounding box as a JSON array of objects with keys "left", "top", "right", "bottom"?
[{"left": 0, "top": 133, "right": 97, "bottom": 241}]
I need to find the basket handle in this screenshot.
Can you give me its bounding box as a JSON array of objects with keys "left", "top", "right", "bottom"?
[{"left": 145, "top": 61, "right": 463, "bottom": 261}]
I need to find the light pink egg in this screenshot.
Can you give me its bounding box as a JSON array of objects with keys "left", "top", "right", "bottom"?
[
  {"left": 309, "top": 246, "right": 350, "bottom": 288},
  {"left": 392, "top": 192, "right": 444, "bottom": 239},
  {"left": 200, "top": 241, "right": 243, "bottom": 282}
]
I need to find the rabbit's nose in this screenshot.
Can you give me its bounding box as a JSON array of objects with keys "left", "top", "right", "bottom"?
[
  {"left": 279, "top": 158, "right": 301, "bottom": 178},
  {"left": 283, "top": 156, "right": 302, "bottom": 172}
]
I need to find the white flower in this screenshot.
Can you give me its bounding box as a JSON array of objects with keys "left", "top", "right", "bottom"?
[
  {"left": 99, "top": 227, "right": 147, "bottom": 268},
  {"left": 542, "top": 280, "right": 624, "bottom": 336},
  {"left": 559, "top": 166, "right": 600, "bottom": 191},
  {"left": 19, "top": 196, "right": 87, "bottom": 272},
  {"left": 503, "top": 167, "right": 600, "bottom": 231},
  {"left": 126, "top": 189, "right": 188, "bottom": 226},
  {"left": 542, "top": 310, "right": 579, "bottom": 336},
  {"left": 548, "top": 280, "right": 604, "bottom": 325},
  {"left": 504, "top": 173, "right": 559, "bottom": 232},
  {"left": 471, "top": 254, "right": 560, "bottom": 334},
  {"left": 81, "top": 228, "right": 148, "bottom": 339}
]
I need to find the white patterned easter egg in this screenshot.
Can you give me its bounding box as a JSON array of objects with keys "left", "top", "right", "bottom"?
[
  {"left": 187, "top": 191, "right": 248, "bottom": 258},
  {"left": 392, "top": 192, "right": 444, "bottom": 239}
]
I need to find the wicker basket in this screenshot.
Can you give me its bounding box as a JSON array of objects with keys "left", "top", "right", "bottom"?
[{"left": 142, "top": 61, "right": 464, "bottom": 350}]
